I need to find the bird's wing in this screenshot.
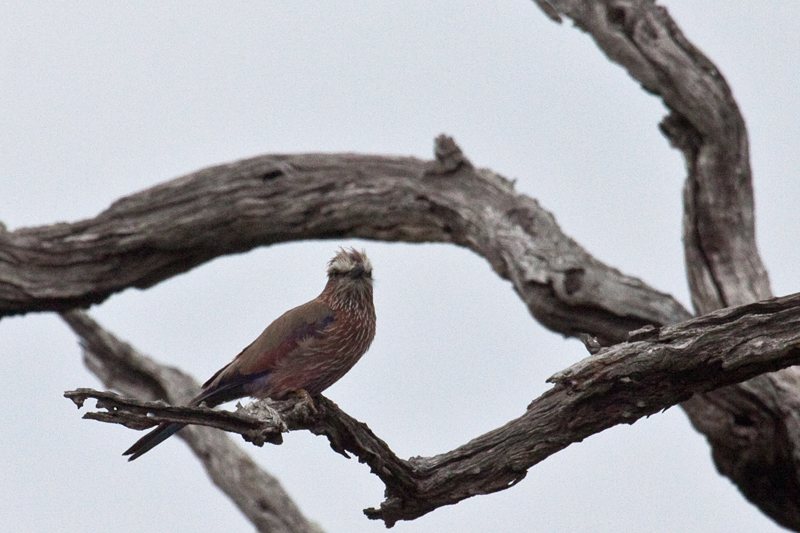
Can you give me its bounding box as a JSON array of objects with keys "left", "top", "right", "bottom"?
[{"left": 195, "top": 299, "right": 335, "bottom": 405}]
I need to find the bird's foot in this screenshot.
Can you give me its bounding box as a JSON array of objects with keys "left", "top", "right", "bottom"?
[{"left": 287, "top": 388, "right": 318, "bottom": 418}]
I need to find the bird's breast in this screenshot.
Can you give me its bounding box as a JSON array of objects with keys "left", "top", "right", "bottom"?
[{"left": 266, "top": 301, "right": 375, "bottom": 397}]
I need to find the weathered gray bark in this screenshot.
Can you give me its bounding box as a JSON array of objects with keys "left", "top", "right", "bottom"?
[
  {"left": 65, "top": 291, "right": 800, "bottom": 526},
  {"left": 61, "top": 310, "right": 324, "bottom": 533},
  {"left": 531, "top": 1, "right": 800, "bottom": 529},
  {"left": 5, "top": 131, "right": 797, "bottom": 529},
  {"left": 0, "top": 137, "right": 688, "bottom": 342},
  {"left": 2, "top": 0, "right": 795, "bottom": 530}
]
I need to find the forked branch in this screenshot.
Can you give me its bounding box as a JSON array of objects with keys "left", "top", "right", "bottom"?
[{"left": 64, "top": 290, "right": 800, "bottom": 526}]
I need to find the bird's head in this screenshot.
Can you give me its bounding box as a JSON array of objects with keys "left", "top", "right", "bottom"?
[
  {"left": 325, "top": 248, "right": 374, "bottom": 301},
  {"left": 327, "top": 248, "right": 373, "bottom": 281}
]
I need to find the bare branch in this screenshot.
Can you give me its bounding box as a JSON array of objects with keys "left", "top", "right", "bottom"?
[
  {"left": 4, "top": 137, "right": 689, "bottom": 345},
  {"left": 65, "top": 292, "right": 800, "bottom": 526},
  {"left": 60, "top": 310, "right": 323, "bottom": 533},
  {"left": 536, "top": 0, "right": 769, "bottom": 309},
  {"left": 532, "top": 1, "right": 799, "bottom": 529},
  {"left": 65, "top": 388, "right": 286, "bottom": 446},
  {"left": 4, "top": 2, "right": 792, "bottom": 527}
]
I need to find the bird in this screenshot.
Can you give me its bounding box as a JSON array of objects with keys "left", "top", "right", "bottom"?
[{"left": 123, "top": 248, "right": 376, "bottom": 461}]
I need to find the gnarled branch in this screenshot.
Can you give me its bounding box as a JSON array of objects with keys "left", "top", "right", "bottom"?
[
  {"left": 64, "top": 290, "right": 800, "bottom": 526},
  {"left": 2, "top": 136, "right": 688, "bottom": 345},
  {"left": 59, "top": 310, "right": 323, "bottom": 533},
  {"left": 533, "top": 1, "right": 799, "bottom": 528},
  {"left": 4, "top": 0, "right": 796, "bottom": 529}
]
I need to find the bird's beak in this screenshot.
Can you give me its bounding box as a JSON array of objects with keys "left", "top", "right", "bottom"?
[{"left": 349, "top": 263, "right": 366, "bottom": 278}]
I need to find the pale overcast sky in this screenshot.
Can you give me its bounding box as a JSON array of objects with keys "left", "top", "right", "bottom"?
[{"left": 2, "top": 2, "right": 799, "bottom": 532}]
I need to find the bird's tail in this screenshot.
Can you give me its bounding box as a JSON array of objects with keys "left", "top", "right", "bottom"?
[{"left": 123, "top": 422, "right": 185, "bottom": 461}]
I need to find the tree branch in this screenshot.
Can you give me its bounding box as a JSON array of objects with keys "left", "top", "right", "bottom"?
[
  {"left": 64, "top": 292, "right": 800, "bottom": 526},
  {"left": 532, "top": 1, "right": 799, "bottom": 529},
  {"left": 64, "top": 388, "right": 286, "bottom": 446},
  {"left": 4, "top": 1, "right": 794, "bottom": 528},
  {"left": 59, "top": 310, "right": 323, "bottom": 533},
  {"left": 2, "top": 136, "right": 689, "bottom": 345}
]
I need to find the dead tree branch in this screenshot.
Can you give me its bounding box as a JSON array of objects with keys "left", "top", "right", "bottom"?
[
  {"left": 10, "top": 124, "right": 796, "bottom": 530},
  {"left": 2, "top": 136, "right": 689, "bottom": 345},
  {"left": 533, "top": 1, "right": 800, "bottom": 528},
  {"left": 65, "top": 388, "right": 286, "bottom": 446},
  {"left": 3, "top": 0, "right": 795, "bottom": 529},
  {"left": 59, "top": 310, "right": 323, "bottom": 533},
  {"left": 64, "top": 290, "right": 800, "bottom": 526}
]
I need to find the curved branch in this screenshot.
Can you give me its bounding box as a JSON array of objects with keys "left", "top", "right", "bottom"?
[
  {"left": 2, "top": 136, "right": 689, "bottom": 345},
  {"left": 3, "top": 1, "right": 792, "bottom": 527},
  {"left": 65, "top": 293, "right": 800, "bottom": 526},
  {"left": 534, "top": 1, "right": 798, "bottom": 529},
  {"left": 538, "top": 0, "right": 769, "bottom": 309}
]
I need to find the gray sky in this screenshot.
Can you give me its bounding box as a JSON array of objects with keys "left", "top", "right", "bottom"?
[{"left": 2, "top": 2, "right": 798, "bottom": 532}]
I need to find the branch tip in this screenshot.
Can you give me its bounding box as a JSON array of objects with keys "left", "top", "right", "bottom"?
[{"left": 426, "top": 134, "right": 472, "bottom": 176}]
